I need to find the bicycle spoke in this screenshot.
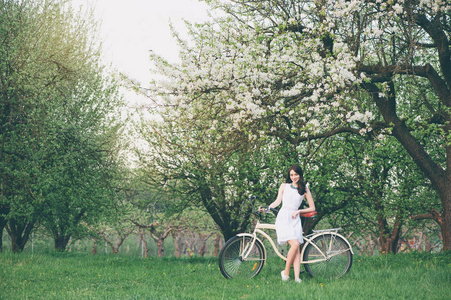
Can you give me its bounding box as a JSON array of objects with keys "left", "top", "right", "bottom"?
[
  {"left": 219, "top": 235, "right": 266, "bottom": 279},
  {"left": 303, "top": 233, "right": 353, "bottom": 279}
]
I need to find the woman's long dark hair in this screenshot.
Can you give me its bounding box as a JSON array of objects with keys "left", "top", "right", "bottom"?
[{"left": 286, "top": 165, "right": 306, "bottom": 195}]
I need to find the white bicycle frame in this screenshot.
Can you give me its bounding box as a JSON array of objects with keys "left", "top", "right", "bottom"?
[{"left": 237, "top": 220, "right": 354, "bottom": 265}]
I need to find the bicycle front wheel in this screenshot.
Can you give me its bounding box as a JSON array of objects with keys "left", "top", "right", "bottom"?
[
  {"left": 303, "top": 233, "right": 352, "bottom": 278},
  {"left": 218, "top": 235, "right": 265, "bottom": 279}
]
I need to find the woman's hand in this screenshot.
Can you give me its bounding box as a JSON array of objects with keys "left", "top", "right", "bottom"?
[
  {"left": 292, "top": 211, "right": 298, "bottom": 219},
  {"left": 258, "top": 206, "right": 265, "bottom": 213}
]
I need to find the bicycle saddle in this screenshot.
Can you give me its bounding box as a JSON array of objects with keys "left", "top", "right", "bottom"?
[{"left": 300, "top": 211, "right": 317, "bottom": 218}]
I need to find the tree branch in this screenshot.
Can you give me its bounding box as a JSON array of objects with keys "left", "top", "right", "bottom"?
[{"left": 411, "top": 208, "right": 443, "bottom": 226}]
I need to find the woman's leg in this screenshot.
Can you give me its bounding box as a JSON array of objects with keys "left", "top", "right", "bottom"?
[
  {"left": 293, "top": 245, "right": 301, "bottom": 281},
  {"left": 284, "top": 239, "right": 300, "bottom": 277}
]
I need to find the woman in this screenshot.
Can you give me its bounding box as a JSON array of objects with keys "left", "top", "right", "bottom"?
[{"left": 259, "top": 165, "right": 315, "bottom": 283}]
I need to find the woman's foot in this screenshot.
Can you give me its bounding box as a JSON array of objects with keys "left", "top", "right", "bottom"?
[
  {"left": 295, "top": 278, "right": 302, "bottom": 283},
  {"left": 281, "top": 271, "right": 289, "bottom": 281}
]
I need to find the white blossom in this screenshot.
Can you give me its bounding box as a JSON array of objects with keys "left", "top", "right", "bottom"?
[
  {"left": 393, "top": 3, "right": 403, "bottom": 14},
  {"left": 373, "top": 28, "right": 384, "bottom": 36}
]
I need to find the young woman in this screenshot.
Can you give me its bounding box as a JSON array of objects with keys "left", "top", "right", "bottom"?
[{"left": 259, "top": 165, "right": 315, "bottom": 283}]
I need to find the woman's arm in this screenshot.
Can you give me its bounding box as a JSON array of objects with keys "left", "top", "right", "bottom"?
[
  {"left": 259, "top": 183, "right": 284, "bottom": 212},
  {"left": 269, "top": 183, "right": 284, "bottom": 209},
  {"left": 292, "top": 187, "right": 315, "bottom": 218}
]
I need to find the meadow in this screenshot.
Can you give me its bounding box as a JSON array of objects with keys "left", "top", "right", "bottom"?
[{"left": 0, "top": 251, "right": 450, "bottom": 300}]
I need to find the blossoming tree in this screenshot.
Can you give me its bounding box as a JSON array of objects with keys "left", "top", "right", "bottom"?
[{"left": 145, "top": 0, "right": 451, "bottom": 249}]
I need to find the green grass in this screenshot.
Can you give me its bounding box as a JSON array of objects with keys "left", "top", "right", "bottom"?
[{"left": 0, "top": 251, "right": 450, "bottom": 299}]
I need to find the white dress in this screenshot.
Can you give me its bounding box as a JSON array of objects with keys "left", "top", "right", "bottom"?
[{"left": 275, "top": 183, "right": 304, "bottom": 245}]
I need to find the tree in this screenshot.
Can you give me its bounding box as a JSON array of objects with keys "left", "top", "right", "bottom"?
[
  {"left": 136, "top": 111, "right": 294, "bottom": 240},
  {"left": 0, "top": 0, "right": 124, "bottom": 252},
  {"left": 145, "top": 0, "right": 451, "bottom": 250},
  {"left": 170, "top": 208, "right": 218, "bottom": 257},
  {"left": 131, "top": 217, "right": 173, "bottom": 258},
  {"left": 311, "top": 132, "right": 439, "bottom": 253}
]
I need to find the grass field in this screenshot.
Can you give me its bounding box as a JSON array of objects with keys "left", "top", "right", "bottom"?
[{"left": 0, "top": 251, "right": 450, "bottom": 299}]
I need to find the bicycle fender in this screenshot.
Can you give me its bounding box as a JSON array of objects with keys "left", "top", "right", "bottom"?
[
  {"left": 300, "top": 231, "right": 354, "bottom": 259},
  {"left": 236, "top": 233, "right": 268, "bottom": 265}
]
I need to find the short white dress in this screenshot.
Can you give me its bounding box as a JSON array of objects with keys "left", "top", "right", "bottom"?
[{"left": 275, "top": 183, "right": 304, "bottom": 245}]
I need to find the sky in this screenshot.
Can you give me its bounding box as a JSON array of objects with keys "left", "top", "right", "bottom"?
[{"left": 72, "top": 0, "right": 212, "bottom": 105}]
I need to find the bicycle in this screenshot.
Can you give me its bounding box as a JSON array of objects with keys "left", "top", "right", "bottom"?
[{"left": 218, "top": 196, "right": 353, "bottom": 280}]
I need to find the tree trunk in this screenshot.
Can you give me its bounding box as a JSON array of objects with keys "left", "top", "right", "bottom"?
[
  {"left": 366, "top": 234, "right": 376, "bottom": 256},
  {"left": 54, "top": 236, "right": 71, "bottom": 251},
  {"left": 379, "top": 234, "right": 401, "bottom": 254},
  {"left": 189, "top": 232, "right": 196, "bottom": 256},
  {"left": 156, "top": 237, "right": 165, "bottom": 257},
  {"left": 151, "top": 227, "right": 172, "bottom": 258},
  {"left": 6, "top": 218, "right": 35, "bottom": 253},
  {"left": 212, "top": 233, "right": 222, "bottom": 257},
  {"left": 198, "top": 232, "right": 213, "bottom": 257},
  {"left": 51, "top": 224, "right": 71, "bottom": 251},
  {"left": 100, "top": 229, "right": 134, "bottom": 255},
  {"left": 139, "top": 231, "right": 149, "bottom": 258},
  {"left": 172, "top": 231, "right": 182, "bottom": 258},
  {"left": 182, "top": 232, "right": 193, "bottom": 257},
  {"left": 438, "top": 185, "right": 451, "bottom": 251},
  {"left": 199, "top": 185, "right": 252, "bottom": 242},
  {"left": 376, "top": 204, "right": 403, "bottom": 255},
  {"left": 0, "top": 218, "right": 7, "bottom": 252},
  {"left": 91, "top": 238, "right": 97, "bottom": 255},
  {"left": 0, "top": 205, "right": 10, "bottom": 252}
]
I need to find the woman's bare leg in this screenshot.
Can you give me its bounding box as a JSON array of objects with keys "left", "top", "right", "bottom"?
[
  {"left": 284, "top": 239, "right": 300, "bottom": 277},
  {"left": 293, "top": 246, "right": 301, "bottom": 281}
]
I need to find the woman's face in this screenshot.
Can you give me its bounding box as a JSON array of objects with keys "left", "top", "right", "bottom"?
[{"left": 290, "top": 170, "right": 300, "bottom": 184}]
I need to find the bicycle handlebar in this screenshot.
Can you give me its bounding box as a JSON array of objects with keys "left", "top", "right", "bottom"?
[{"left": 259, "top": 206, "right": 278, "bottom": 214}]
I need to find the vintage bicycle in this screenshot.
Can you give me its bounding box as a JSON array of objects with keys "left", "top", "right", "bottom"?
[{"left": 218, "top": 196, "right": 353, "bottom": 279}]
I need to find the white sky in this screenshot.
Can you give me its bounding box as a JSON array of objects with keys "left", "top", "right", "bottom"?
[{"left": 72, "top": 0, "right": 212, "bottom": 105}]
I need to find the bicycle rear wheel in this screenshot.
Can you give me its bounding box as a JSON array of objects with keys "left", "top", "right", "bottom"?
[
  {"left": 303, "top": 233, "right": 352, "bottom": 278},
  {"left": 218, "top": 235, "right": 265, "bottom": 279}
]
